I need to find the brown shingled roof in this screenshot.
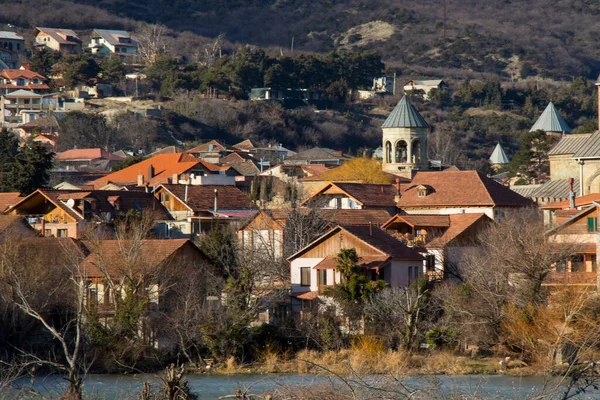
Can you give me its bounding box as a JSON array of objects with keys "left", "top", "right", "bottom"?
[
  {"left": 79, "top": 239, "right": 199, "bottom": 278},
  {"left": 397, "top": 171, "right": 532, "bottom": 208},
  {"left": 159, "top": 184, "right": 257, "bottom": 212},
  {"left": 0, "top": 192, "right": 22, "bottom": 212},
  {"left": 382, "top": 214, "right": 451, "bottom": 229},
  {"left": 56, "top": 148, "right": 125, "bottom": 162},
  {"left": 427, "top": 213, "right": 491, "bottom": 248}
]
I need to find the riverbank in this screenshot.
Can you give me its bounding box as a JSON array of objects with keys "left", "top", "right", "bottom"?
[{"left": 214, "top": 349, "right": 543, "bottom": 377}]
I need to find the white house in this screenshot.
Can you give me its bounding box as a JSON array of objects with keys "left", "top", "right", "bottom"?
[{"left": 89, "top": 29, "right": 138, "bottom": 55}]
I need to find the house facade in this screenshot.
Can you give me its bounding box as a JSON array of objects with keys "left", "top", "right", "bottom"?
[
  {"left": 5, "top": 189, "right": 171, "bottom": 238},
  {"left": 155, "top": 184, "right": 257, "bottom": 238},
  {"left": 0, "top": 31, "right": 25, "bottom": 54},
  {"left": 89, "top": 30, "right": 138, "bottom": 55},
  {"left": 288, "top": 225, "right": 424, "bottom": 313},
  {"left": 1, "top": 90, "right": 59, "bottom": 124},
  {"left": 301, "top": 182, "right": 399, "bottom": 214},
  {"left": 34, "top": 28, "right": 82, "bottom": 53},
  {"left": 0, "top": 69, "right": 50, "bottom": 94}
]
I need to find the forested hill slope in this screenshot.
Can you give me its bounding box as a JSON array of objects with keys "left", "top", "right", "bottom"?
[{"left": 2, "top": 0, "right": 600, "bottom": 79}]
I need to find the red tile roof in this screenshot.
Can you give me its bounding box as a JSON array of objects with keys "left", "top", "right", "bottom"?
[
  {"left": 87, "top": 153, "right": 204, "bottom": 189},
  {"left": 56, "top": 148, "right": 125, "bottom": 162},
  {"left": 397, "top": 171, "right": 532, "bottom": 208},
  {"left": 302, "top": 182, "right": 398, "bottom": 208},
  {"left": 295, "top": 291, "right": 319, "bottom": 300},
  {"left": 540, "top": 193, "right": 600, "bottom": 210},
  {"left": 382, "top": 214, "right": 451, "bottom": 229},
  {"left": 186, "top": 140, "right": 237, "bottom": 154}
]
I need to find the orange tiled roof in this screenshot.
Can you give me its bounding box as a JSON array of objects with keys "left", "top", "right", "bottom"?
[
  {"left": 427, "top": 213, "right": 490, "bottom": 248},
  {"left": 296, "top": 291, "right": 319, "bottom": 300},
  {"left": 87, "top": 153, "right": 204, "bottom": 189},
  {"left": 540, "top": 193, "right": 600, "bottom": 210},
  {"left": 0, "top": 69, "right": 47, "bottom": 81},
  {"left": 397, "top": 171, "right": 532, "bottom": 208}
]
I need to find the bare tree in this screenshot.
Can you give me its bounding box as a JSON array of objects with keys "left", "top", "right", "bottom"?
[
  {"left": 136, "top": 23, "right": 167, "bottom": 65},
  {"left": 0, "top": 237, "right": 90, "bottom": 398}
]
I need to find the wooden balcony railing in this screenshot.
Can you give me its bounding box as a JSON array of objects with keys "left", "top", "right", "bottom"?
[
  {"left": 544, "top": 272, "right": 598, "bottom": 286},
  {"left": 425, "top": 270, "right": 445, "bottom": 282}
]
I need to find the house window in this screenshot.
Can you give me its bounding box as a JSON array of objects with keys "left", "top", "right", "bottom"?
[
  {"left": 317, "top": 270, "right": 327, "bottom": 286},
  {"left": 57, "top": 229, "right": 68, "bottom": 237},
  {"left": 587, "top": 217, "right": 598, "bottom": 232},
  {"left": 426, "top": 254, "right": 436, "bottom": 271},
  {"left": 417, "top": 188, "right": 427, "bottom": 197},
  {"left": 300, "top": 267, "right": 311, "bottom": 286},
  {"left": 87, "top": 287, "right": 98, "bottom": 305},
  {"left": 16, "top": 78, "right": 24, "bottom": 86}
]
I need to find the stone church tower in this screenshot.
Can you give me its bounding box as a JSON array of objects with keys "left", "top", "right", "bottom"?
[{"left": 381, "top": 96, "right": 430, "bottom": 178}]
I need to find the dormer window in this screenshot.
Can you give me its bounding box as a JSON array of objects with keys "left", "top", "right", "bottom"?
[{"left": 416, "top": 185, "right": 429, "bottom": 197}]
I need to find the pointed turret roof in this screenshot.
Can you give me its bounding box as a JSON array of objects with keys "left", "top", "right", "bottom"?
[
  {"left": 382, "top": 96, "right": 429, "bottom": 129},
  {"left": 489, "top": 143, "right": 510, "bottom": 164},
  {"left": 530, "top": 102, "right": 571, "bottom": 133}
]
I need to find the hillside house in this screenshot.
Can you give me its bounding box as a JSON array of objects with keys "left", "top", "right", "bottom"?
[
  {"left": 382, "top": 213, "right": 492, "bottom": 280},
  {"left": 288, "top": 225, "right": 424, "bottom": 313},
  {"left": 0, "top": 48, "right": 18, "bottom": 71},
  {"left": 5, "top": 189, "right": 171, "bottom": 238},
  {"left": 155, "top": 184, "right": 257, "bottom": 237},
  {"left": 34, "top": 28, "right": 82, "bottom": 53},
  {"left": 89, "top": 30, "right": 138, "bottom": 55},
  {"left": 403, "top": 80, "right": 449, "bottom": 100},
  {"left": 301, "top": 182, "right": 399, "bottom": 214},
  {"left": 86, "top": 153, "right": 236, "bottom": 189},
  {"left": 0, "top": 31, "right": 25, "bottom": 54},
  {"left": 0, "top": 69, "right": 50, "bottom": 94},
  {"left": 1, "top": 90, "right": 59, "bottom": 124},
  {"left": 541, "top": 193, "right": 600, "bottom": 226},
  {"left": 396, "top": 170, "right": 532, "bottom": 220}
]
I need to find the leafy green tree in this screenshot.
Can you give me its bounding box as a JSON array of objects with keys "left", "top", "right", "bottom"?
[
  {"left": 324, "top": 248, "right": 386, "bottom": 319},
  {"left": 100, "top": 55, "right": 126, "bottom": 85},
  {"left": 509, "top": 129, "right": 552, "bottom": 183},
  {"left": 146, "top": 53, "right": 183, "bottom": 95},
  {"left": 57, "top": 54, "right": 101, "bottom": 89},
  {"left": 28, "top": 47, "right": 62, "bottom": 77},
  {"left": 0, "top": 130, "right": 53, "bottom": 194}
]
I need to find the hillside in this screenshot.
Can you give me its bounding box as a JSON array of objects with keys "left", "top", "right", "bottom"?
[{"left": 2, "top": 0, "right": 600, "bottom": 79}]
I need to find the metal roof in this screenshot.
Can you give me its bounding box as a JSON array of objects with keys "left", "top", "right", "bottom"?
[
  {"left": 381, "top": 96, "right": 429, "bottom": 129},
  {"left": 548, "top": 134, "right": 591, "bottom": 155},
  {"left": 510, "top": 184, "right": 542, "bottom": 199},
  {"left": 573, "top": 130, "right": 600, "bottom": 159},
  {"left": 530, "top": 101, "right": 571, "bottom": 133},
  {"left": 530, "top": 178, "right": 579, "bottom": 199},
  {"left": 0, "top": 31, "right": 24, "bottom": 41},
  {"left": 489, "top": 143, "right": 510, "bottom": 164}
]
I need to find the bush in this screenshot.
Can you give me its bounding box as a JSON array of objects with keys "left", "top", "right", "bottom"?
[{"left": 425, "top": 327, "right": 458, "bottom": 350}]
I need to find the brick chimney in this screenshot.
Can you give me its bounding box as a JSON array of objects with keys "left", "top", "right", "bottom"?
[
  {"left": 137, "top": 173, "right": 144, "bottom": 186},
  {"left": 394, "top": 178, "right": 402, "bottom": 203}
]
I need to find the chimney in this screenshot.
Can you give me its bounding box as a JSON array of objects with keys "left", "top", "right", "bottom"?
[
  {"left": 148, "top": 164, "right": 154, "bottom": 179},
  {"left": 394, "top": 178, "right": 402, "bottom": 203},
  {"left": 184, "top": 185, "right": 188, "bottom": 203},
  {"left": 369, "top": 222, "right": 373, "bottom": 236},
  {"left": 213, "top": 188, "right": 218, "bottom": 214},
  {"left": 137, "top": 173, "right": 144, "bottom": 186},
  {"left": 569, "top": 177, "right": 576, "bottom": 209}
]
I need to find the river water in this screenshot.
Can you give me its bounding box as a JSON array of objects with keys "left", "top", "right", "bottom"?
[{"left": 8, "top": 373, "right": 600, "bottom": 399}]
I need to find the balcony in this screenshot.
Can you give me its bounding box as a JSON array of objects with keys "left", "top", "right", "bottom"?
[
  {"left": 544, "top": 271, "right": 598, "bottom": 286},
  {"left": 425, "top": 270, "right": 444, "bottom": 282}
]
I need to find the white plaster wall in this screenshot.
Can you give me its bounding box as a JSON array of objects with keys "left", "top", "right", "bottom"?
[{"left": 290, "top": 258, "right": 323, "bottom": 294}]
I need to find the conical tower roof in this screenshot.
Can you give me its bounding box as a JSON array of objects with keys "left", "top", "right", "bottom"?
[
  {"left": 489, "top": 143, "right": 510, "bottom": 164},
  {"left": 530, "top": 101, "right": 571, "bottom": 133},
  {"left": 382, "top": 96, "right": 429, "bottom": 129}
]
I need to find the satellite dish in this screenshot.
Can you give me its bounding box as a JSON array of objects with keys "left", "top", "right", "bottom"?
[
  {"left": 66, "top": 199, "right": 75, "bottom": 207},
  {"left": 105, "top": 212, "right": 111, "bottom": 221}
]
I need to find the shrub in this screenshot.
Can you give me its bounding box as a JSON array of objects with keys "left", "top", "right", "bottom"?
[{"left": 425, "top": 327, "right": 458, "bottom": 350}]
